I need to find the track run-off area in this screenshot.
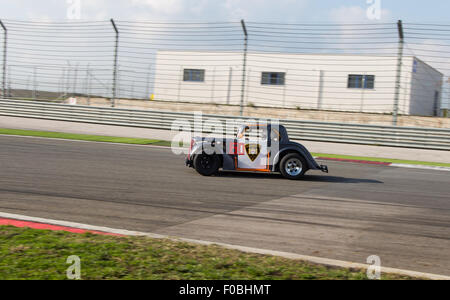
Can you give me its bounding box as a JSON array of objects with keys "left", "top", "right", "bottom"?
[{"left": 0, "top": 135, "right": 449, "bottom": 276}]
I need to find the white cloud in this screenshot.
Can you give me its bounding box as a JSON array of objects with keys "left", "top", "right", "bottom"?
[
  {"left": 221, "top": 0, "right": 308, "bottom": 21},
  {"left": 189, "top": 0, "right": 208, "bottom": 15},
  {"left": 0, "top": 0, "right": 310, "bottom": 22},
  {"left": 130, "top": 0, "right": 185, "bottom": 15},
  {"left": 327, "top": 5, "right": 396, "bottom": 55},
  {"left": 330, "top": 5, "right": 392, "bottom": 24},
  {"left": 25, "top": 12, "right": 52, "bottom": 21}
]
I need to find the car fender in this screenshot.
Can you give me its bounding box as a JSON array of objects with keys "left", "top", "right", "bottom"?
[
  {"left": 191, "top": 141, "right": 218, "bottom": 156},
  {"left": 190, "top": 140, "right": 235, "bottom": 170},
  {"left": 272, "top": 144, "right": 320, "bottom": 172}
]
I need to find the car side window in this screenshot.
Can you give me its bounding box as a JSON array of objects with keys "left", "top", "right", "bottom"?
[
  {"left": 237, "top": 126, "right": 268, "bottom": 142},
  {"left": 244, "top": 127, "right": 267, "bottom": 141}
]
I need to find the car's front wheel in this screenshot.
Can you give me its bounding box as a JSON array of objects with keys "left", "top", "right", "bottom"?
[
  {"left": 193, "top": 153, "right": 220, "bottom": 176},
  {"left": 280, "top": 153, "right": 307, "bottom": 180}
]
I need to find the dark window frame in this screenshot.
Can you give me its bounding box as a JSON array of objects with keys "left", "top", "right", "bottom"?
[
  {"left": 261, "top": 72, "right": 286, "bottom": 86},
  {"left": 183, "top": 69, "right": 205, "bottom": 82},
  {"left": 348, "top": 74, "right": 375, "bottom": 89}
]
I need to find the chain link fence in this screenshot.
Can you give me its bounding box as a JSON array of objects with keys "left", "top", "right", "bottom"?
[{"left": 0, "top": 19, "right": 449, "bottom": 126}]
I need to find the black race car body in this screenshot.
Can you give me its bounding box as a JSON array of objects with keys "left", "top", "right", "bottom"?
[{"left": 186, "top": 123, "right": 328, "bottom": 179}]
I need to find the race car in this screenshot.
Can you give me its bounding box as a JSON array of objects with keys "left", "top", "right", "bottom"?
[{"left": 186, "top": 123, "right": 328, "bottom": 180}]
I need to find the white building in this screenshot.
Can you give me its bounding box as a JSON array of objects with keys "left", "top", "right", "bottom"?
[{"left": 153, "top": 51, "right": 443, "bottom": 116}]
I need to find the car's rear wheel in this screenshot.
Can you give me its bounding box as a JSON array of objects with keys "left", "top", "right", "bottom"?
[
  {"left": 280, "top": 153, "right": 307, "bottom": 180},
  {"left": 193, "top": 153, "right": 220, "bottom": 176}
]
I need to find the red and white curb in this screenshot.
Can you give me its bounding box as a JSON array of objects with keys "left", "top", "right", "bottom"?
[
  {"left": 1, "top": 211, "right": 449, "bottom": 280},
  {"left": 0, "top": 212, "right": 157, "bottom": 237},
  {"left": 0, "top": 217, "right": 123, "bottom": 237},
  {"left": 316, "top": 157, "right": 450, "bottom": 172}
]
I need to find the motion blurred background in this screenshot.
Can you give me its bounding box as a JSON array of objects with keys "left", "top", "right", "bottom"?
[{"left": 0, "top": 0, "right": 449, "bottom": 127}]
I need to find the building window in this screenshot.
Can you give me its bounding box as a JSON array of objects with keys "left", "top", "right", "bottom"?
[
  {"left": 348, "top": 75, "right": 375, "bottom": 89},
  {"left": 261, "top": 72, "right": 285, "bottom": 85},
  {"left": 183, "top": 69, "right": 205, "bottom": 82}
]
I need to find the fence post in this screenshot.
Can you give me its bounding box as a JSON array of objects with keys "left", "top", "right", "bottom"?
[
  {"left": 33, "top": 66, "right": 37, "bottom": 100},
  {"left": 0, "top": 20, "right": 7, "bottom": 99},
  {"left": 7, "top": 65, "right": 11, "bottom": 97},
  {"left": 317, "top": 70, "right": 324, "bottom": 110},
  {"left": 73, "top": 63, "right": 79, "bottom": 96},
  {"left": 226, "top": 67, "right": 233, "bottom": 105},
  {"left": 87, "top": 70, "right": 91, "bottom": 105},
  {"left": 240, "top": 19, "right": 248, "bottom": 116},
  {"left": 86, "top": 63, "right": 91, "bottom": 105},
  {"left": 145, "top": 64, "right": 151, "bottom": 100},
  {"left": 111, "top": 19, "right": 119, "bottom": 108},
  {"left": 393, "top": 20, "right": 404, "bottom": 126},
  {"left": 66, "top": 61, "right": 72, "bottom": 97}
]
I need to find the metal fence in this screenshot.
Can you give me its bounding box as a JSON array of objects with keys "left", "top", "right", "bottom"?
[
  {"left": 0, "top": 19, "right": 449, "bottom": 127},
  {"left": 1, "top": 98, "right": 449, "bottom": 151}
]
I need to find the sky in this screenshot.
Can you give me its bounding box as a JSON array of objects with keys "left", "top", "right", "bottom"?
[
  {"left": 0, "top": 0, "right": 449, "bottom": 23},
  {"left": 0, "top": 0, "right": 449, "bottom": 110}
]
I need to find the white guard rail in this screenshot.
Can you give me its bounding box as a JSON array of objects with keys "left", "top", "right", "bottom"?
[{"left": 0, "top": 99, "right": 449, "bottom": 151}]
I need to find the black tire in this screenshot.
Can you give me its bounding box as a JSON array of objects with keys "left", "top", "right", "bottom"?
[
  {"left": 279, "top": 153, "right": 307, "bottom": 180},
  {"left": 193, "top": 153, "right": 220, "bottom": 176}
]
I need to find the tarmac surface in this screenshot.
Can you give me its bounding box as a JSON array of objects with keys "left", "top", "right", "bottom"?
[
  {"left": 0, "top": 135, "right": 449, "bottom": 275},
  {"left": 1, "top": 116, "right": 449, "bottom": 163}
]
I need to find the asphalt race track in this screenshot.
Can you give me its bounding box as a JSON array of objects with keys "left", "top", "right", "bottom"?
[{"left": 0, "top": 135, "right": 449, "bottom": 275}]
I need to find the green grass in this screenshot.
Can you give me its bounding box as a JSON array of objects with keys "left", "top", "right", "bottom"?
[
  {"left": 1, "top": 128, "right": 448, "bottom": 167},
  {"left": 0, "top": 128, "right": 172, "bottom": 147},
  {"left": 0, "top": 226, "right": 414, "bottom": 280}
]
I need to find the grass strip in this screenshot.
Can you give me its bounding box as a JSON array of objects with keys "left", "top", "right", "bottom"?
[
  {"left": 1, "top": 128, "right": 448, "bottom": 167},
  {"left": 0, "top": 128, "right": 172, "bottom": 147},
  {"left": 0, "top": 226, "right": 413, "bottom": 280}
]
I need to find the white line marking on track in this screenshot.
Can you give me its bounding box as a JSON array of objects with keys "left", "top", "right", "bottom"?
[
  {"left": 0, "top": 211, "right": 449, "bottom": 280},
  {"left": 391, "top": 163, "right": 450, "bottom": 172},
  {"left": 313, "top": 156, "right": 450, "bottom": 172}
]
